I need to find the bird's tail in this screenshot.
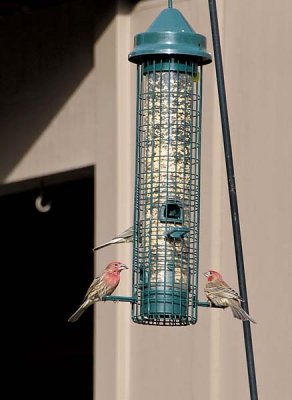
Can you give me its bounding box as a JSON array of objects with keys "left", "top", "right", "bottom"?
[
  {"left": 92, "top": 240, "right": 114, "bottom": 251},
  {"left": 93, "top": 238, "right": 123, "bottom": 252},
  {"left": 68, "top": 299, "right": 92, "bottom": 322},
  {"left": 229, "top": 300, "right": 256, "bottom": 324}
]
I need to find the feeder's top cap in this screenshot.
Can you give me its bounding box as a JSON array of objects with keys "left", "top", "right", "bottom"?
[{"left": 128, "top": 8, "right": 212, "bottom": 65}]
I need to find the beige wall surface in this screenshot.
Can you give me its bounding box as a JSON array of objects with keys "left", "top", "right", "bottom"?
[
  {"left": 0, "top": 0, "right": 291, "bottom": 399},
  {"left": 124, "top": 2, "right": 292, "bottom": 400}
]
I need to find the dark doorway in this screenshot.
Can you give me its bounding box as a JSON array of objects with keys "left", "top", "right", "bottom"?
[{"left": 1, "top": 168, "right": 94, "bottom": 400}]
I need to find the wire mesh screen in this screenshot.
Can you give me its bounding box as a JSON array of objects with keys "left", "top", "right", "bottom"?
[{"left": 132, "top": 58, "right": 202, "bottom": 326}]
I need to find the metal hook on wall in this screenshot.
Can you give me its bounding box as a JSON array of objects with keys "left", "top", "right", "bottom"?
[{"left": 35, "top": 183, "right": 52, "bottom": 213}]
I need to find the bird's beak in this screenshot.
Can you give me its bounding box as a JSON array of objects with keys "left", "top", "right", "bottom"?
[
  {"left": 203, "top": 271, "right": 209, "bottom": 278},
  {"left": 119, "top": 264, "right": 128, "bottom": 271}
]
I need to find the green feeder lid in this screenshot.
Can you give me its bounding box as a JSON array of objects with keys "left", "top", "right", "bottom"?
[{"left": 128, "top": 7, "right": 212, "bottom": 65}]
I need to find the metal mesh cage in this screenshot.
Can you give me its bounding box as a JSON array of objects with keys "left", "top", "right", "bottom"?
[{"left": 132, "top": 58, "right": 202, "bottom": 326}]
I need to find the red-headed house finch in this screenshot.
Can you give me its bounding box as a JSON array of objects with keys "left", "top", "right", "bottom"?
[
  {"left": 68, "top": 261, "right": 128, "bottom": 322},
  {"left": 203, "top": 270, "right": 256, "bottom": 323},
  {"left": 93, "top": 226, "right": 133, "bottom": 252}
]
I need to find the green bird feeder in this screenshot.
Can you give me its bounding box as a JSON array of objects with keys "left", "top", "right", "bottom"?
[{"left": 129, "top": 1, "right": 212, "bottom": 326}]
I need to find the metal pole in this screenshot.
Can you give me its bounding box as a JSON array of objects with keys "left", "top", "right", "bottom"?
[{"left": 207, "top": 1, "right": 258, "bottom": 399}]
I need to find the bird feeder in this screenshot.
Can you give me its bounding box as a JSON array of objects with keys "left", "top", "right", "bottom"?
[{"left": 129, "top": 3, "right": 212, "bottom": 326}]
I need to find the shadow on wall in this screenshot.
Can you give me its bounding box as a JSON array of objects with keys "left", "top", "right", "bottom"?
[
  {"left": 0, "top": 168, "right": 95, "bottom": 400},
  {"left": 0, "top": 0, "right": 137, "bottom": 181}
]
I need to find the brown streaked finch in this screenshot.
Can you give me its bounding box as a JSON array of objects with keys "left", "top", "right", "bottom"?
[
  {"left": 203, "top": 270, "right": 256, "bottom": 323},
  {"left": 93, "top": 223, "right": 143, "bottom": 252},
  {"left": 93, "top": 226, "right": 134, "bottom": 252},
  {"left": 68, "top": 261, "right": 128, "bottom": 322}
]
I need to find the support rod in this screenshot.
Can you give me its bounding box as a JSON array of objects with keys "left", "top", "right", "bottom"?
[
  {"left": 208, "top": 1, "right": 258, "bottom": 399},
  {"left": 102, "top": 295, "right": 137, "bottom": 303}
]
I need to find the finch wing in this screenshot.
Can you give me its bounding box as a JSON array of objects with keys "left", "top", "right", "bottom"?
[
  {"left": 205, "top": 281, "right": 243, "bottom": 302},
  {"left": 83, "top": 275, "right": 104, "bottom": 300},
  {"left": 113, "top": 226, "right": 133, "bottom": 240}
]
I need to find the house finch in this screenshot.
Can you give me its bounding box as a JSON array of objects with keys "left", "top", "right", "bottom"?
[
  {"left": 93, "top": 226, "right": 134, "bottom": 252},
  {"left": 68, "top": 261, "right": 128, "bottom": 322},
  {"left": 203, "top": 270, "right": 256, "bottom": 323}
]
